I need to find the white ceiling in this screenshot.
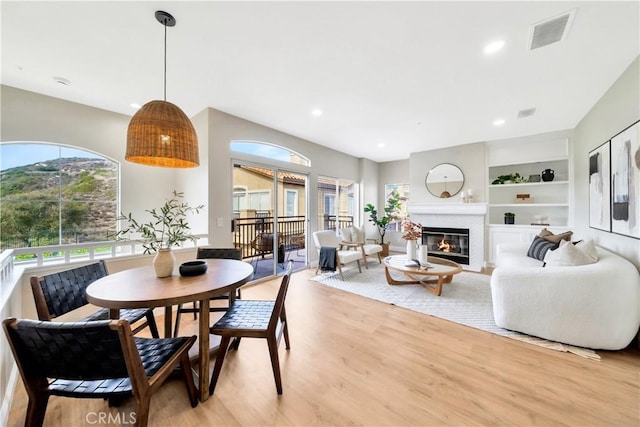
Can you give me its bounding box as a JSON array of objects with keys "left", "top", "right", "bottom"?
[{"left": 2, "top": 1, "right": 639, "bottom": 162}]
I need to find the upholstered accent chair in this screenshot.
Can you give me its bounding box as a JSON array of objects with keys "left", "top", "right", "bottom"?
[
  {"left": 339, "top": 225, "right": 383, "bottom": 268},
  {"left": 312, "top": 230, "right": 363, "bottom": 280}
]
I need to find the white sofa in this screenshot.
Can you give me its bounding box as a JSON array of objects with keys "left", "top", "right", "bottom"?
[{"left": 490, "top": 242, "right": 640, "bottom": 350}]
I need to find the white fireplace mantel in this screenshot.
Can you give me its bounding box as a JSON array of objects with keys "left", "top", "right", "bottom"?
[
  {"left": 407, "top": 203, "right": 487, "bottom": 272},
  {"left": 407, "top": 203, "right": 487, "bottom": 216}
]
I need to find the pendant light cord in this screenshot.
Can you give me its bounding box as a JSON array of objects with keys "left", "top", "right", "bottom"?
[{"left": 163, "top": 20, "right": 167, "bottom": 102}]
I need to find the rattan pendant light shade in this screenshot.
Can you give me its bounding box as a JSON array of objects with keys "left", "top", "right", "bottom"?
[
  {"left": 126, "top": 100, "right": 199, "bottom": 167},
  {"left": 125, "top": 10, "right": 199, "bottom": 168}
]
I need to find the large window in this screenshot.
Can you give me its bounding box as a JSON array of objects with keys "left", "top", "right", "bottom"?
[
  {"left": 318, "top": 176, "right": 357, "bottom": 230},
  {"left": 385, "top": 183, "right": 410, "bottom": 230},
  {"left": 0, "top": 142, "right": 118, "bottom": 250},
  {"left": 230, "top": 141, "right": 311, "bottom": 166}
]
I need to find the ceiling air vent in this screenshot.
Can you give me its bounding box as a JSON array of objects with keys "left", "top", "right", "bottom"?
[
  {"left": 529, "top": 9, "right": 576, "bottom": 50},
  {"left": 517, "top": 108, "right": 537, "bottom": 119}
]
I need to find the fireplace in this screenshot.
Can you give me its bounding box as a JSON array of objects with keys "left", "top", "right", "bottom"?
[{"left": 422, "top": 227, "right": 469, "bottom": 265}]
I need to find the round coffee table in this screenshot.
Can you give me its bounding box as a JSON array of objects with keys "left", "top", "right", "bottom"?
[{"left": 383, "top": 255, "right": 462, "bottom": 296}]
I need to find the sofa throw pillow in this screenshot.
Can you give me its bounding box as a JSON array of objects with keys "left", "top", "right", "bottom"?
[
  {"left": 339, "top": 227, "right": 353, "bottom": 243},
  {"left": 544, "top": 239, "right": 597, "bottom": 266},
  {"left": 350, "top": 226, "right": 365, "bottom": 244},
  {"left": 527, "top": 235, "right": 558, "bottom": 261},
  {"left": 575, "top": 239, "right": 599, "bottom": 262},
  {"left": 538, "top": 228, "right": 573, "bottom": 244}
]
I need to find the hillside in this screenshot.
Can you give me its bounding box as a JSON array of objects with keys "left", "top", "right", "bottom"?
[{"left": 0, "top": 157, "right": 118, "bottom": 249}]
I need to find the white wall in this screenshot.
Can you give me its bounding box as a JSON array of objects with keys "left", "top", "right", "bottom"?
[
  {"left": 176, "top": 108, "right": 209, "bottom": 236},
  {"left": 409, "top": 142, "right": 486, "bottom": 204},
  {"left": 573, "top": 56, "right": 640, "bottom": 268}
]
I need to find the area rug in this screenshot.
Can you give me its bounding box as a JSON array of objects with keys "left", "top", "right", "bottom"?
[{"left": 311, "top": 264, "right": 600, "bottom": 360}]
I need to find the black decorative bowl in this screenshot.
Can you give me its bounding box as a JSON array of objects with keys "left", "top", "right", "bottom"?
[{"left": 179, "top": 260, "right": 208, "bottom": 277}]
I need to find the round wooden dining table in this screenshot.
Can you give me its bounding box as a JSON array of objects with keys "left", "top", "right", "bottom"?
[{"left": 86, "top": 258, "right": 254, "bottom": 402}]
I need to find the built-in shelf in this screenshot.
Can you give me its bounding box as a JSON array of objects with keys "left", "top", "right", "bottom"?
[
  {"left": 490, "top": 203, "right": 569, "bottom": 207},
  {"left": 486, "top": 136, "right": 572, "bottom": 265},
  {"left": 489, "top": 180, "right": 568, "bottom": 188}
]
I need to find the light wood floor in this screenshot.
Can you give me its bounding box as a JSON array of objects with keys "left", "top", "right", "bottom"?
[{"left": 7, "top": 267, "right": 640, "bottom": 426}]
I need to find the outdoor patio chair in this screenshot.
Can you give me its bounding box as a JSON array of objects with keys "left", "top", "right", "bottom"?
[
  {"left": 209, "top": 260, "right": 293, "bottom": 396},
  {"left": 251, "top": 233, "right": 285, "bottom": 268},
  {"left": 3, "top": 318, "right": 197, "bottom": 427},
  {"left": 30, "top": 261, "right": 159, "bottom": 338}
]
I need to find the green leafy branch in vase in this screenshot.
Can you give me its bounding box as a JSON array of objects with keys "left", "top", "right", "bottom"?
[{"left": 114, "top": 191, "right": 204, "bottom": 254}]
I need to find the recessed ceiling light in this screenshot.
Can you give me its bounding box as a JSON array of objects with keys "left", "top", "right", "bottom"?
[
  {"left": 484, "top": 40, "right": 505, "bottom": 54},
  {"left": 311, "top": 109, "right": 323, "bottom": 117},
  {"left": 130, "top": 103, "right": 142, "bottom": 109},
  {"left": 377, "top": 143, "right": 385, "bottom": 148},
  {"left": 493, "top": 118, "right": 506, "bottom": 127}
]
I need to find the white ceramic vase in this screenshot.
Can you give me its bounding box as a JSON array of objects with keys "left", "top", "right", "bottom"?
[
  {"left": 153, "top": 248, "right": 175, "bottom": 278},
  {"left": 418, "top": 244, "right": 429, "bottom": 265},
  {"left": 406, "top": 240, "right": 417, "bottom": 260}
]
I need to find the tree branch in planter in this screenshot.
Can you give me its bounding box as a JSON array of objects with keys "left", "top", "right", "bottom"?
[
  {"left": 114, "top": 191, "right": 204, "bottom": 254},
  {"left": 364, "top": 190, "right": 402, "bottom": 244}
]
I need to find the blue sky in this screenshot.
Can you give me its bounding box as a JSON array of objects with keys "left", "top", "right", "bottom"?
[{"left": 0, "top": 143, "right": 102, "bottom": 170}]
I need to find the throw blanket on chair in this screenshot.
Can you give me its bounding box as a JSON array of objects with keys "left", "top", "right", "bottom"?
[{"left": 319, "top": 246, "right": 337, "bottom": 272}]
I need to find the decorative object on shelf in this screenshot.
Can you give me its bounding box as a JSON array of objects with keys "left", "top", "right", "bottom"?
[
  {"left": 589, "top": 140, "right": 611, "bottom": 232},
  {"left": 532, "top": 215, "right": 549, "bottom": 226},
  {"left": 425, "top": 163, "right": 464, "bottom": 198},
  {"left": 610, "top": 120, "right": 640, "bottom": 238},
  {"left": 528, "top": 174, "right": 541, "bottom": 182},
  {"left": 504, "top": 212, "right": 515, "bottom": 224},
  {"left": 114, "top": 191, "right": 204, "bottom": 277},
  {"left": 541, "top": 169, "right": 555, "bottom": 182},
  {"left": 492, "top": 173, "right": 525, "bottom": 185},
  {"left": 179, "top": 260, "right": 208, "bottom": 277},
  {"left": 364, "top": 190, "right": 402, "bottom": 246},
  {"left": 461, "top": 189, "right": 474, "bottom": 203},
  {"left": 515, "top": 193, "right": 533, "bottom": 203},
  {"left": 126, "top": 11, "right": 199, "bottom": 168}
]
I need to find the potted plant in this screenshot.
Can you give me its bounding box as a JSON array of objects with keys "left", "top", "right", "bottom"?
[
  {"left": 504, "top": 212, "right": 516, "bottom": 225},
  {"left": 364, "top": 190, "right": 402, "bottom": 256},
  {"left": 492, "top": 173, "right": 526, "bottom": 185},
  {"left": 114, "top": 191, "right": 204, "bottom": 277}
]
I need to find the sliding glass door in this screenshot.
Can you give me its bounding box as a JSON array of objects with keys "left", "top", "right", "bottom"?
[{"left": 232, "top": 162, "right": 307, "bottom": 280}]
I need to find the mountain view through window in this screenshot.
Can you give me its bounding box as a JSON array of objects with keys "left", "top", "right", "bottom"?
[{"left": 0, "top": 143, "right": 118, "bottom": 251}]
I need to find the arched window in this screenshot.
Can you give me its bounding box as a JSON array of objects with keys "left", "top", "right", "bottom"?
[
  {"left": 0, "top": 142, "right": 119, "bottom": 250},
  {"left": 230, "top": 141, "right": 310, "bottom": 166}
]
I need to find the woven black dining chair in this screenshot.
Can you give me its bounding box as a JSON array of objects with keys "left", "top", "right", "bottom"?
[
  {"left": 3, "top": 318, "right": 197, "bottom": 427},
  {"left": 173, "top": 247, "right": 246, "bottom": 336},
  {"left": 209, "top": 260, "right": 293, "bottom": 396},
  {"left": 30, "top": 261, "right": 159, "bottom": 338}
]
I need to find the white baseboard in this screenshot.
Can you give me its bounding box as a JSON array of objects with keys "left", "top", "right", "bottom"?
[{"left": 0, "top": 364, "right": 18, "bottom": 427}]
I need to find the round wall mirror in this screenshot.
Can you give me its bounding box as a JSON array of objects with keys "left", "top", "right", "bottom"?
[{"left": 425, "top": 163, "right": 464, "bottom": 198}]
